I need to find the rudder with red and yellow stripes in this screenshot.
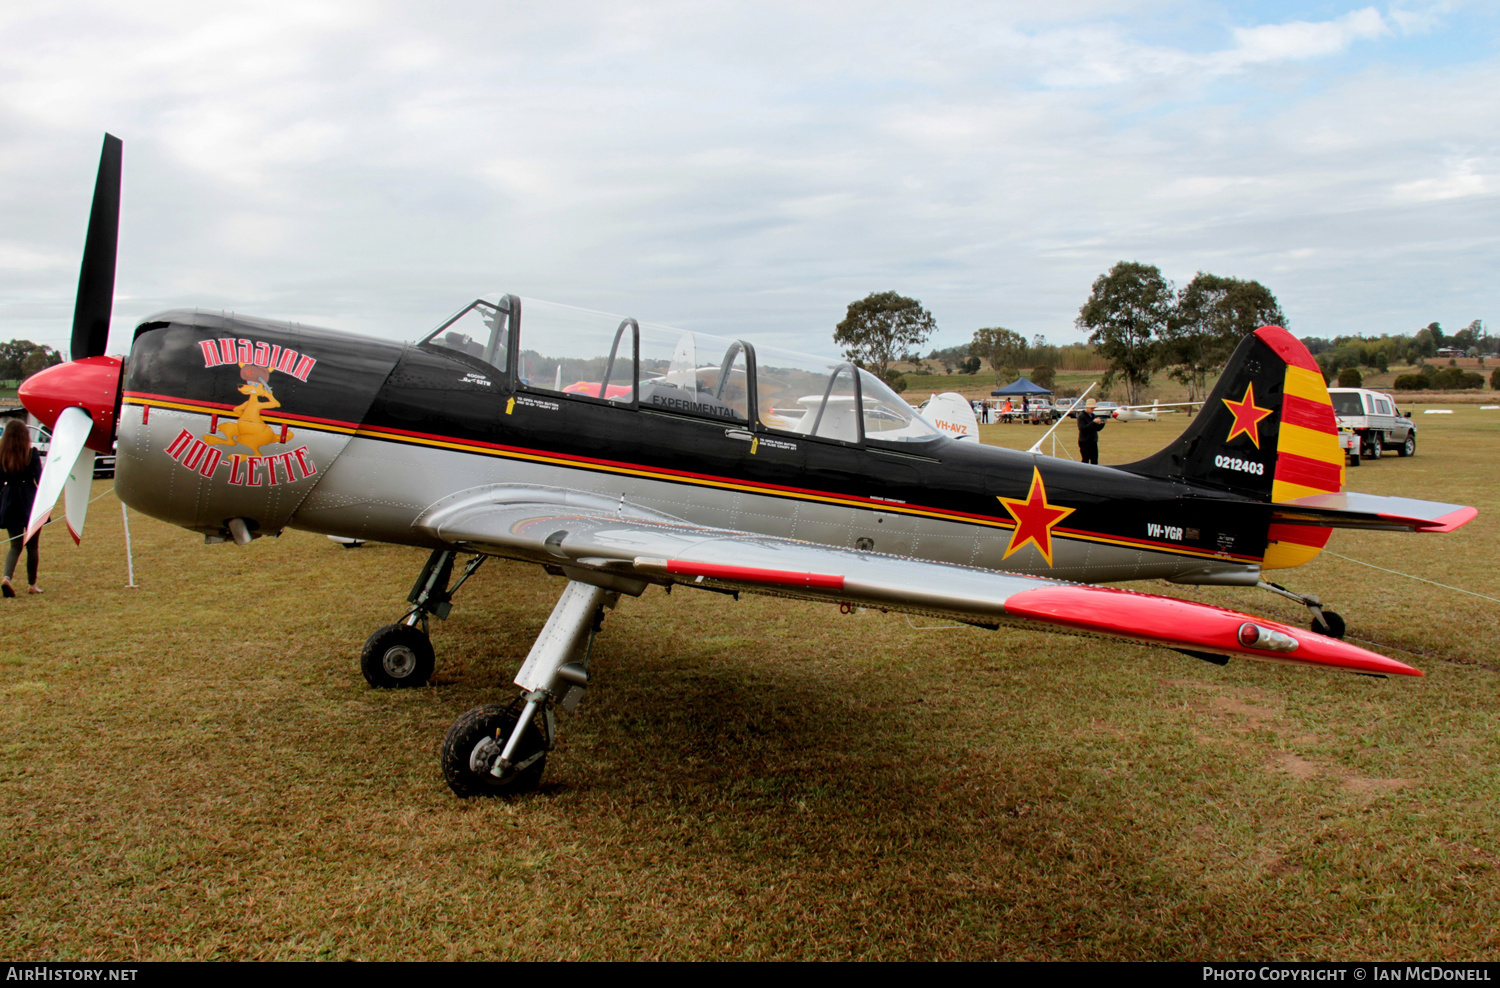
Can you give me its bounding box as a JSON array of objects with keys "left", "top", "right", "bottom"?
[{"left": 1121, "top": 325, "right": 1343, "bottom": 570}]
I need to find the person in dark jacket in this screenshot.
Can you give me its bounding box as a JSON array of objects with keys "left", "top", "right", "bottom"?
[
  {"left": 1076, "top": 398, "right": 1107, "bottom": 465},
  {"left": 0, "top": 418, "right": 44, "bottom": 596}
]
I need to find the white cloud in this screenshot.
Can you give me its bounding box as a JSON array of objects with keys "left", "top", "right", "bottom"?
[
  {"left": 1228, "top": 8, "right": 1389, "bottom": 65},
  {"left": 1393, "top": 158, "right": 1492, "bottom": 202}
]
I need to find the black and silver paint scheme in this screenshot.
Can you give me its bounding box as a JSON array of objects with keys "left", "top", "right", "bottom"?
[{"left": 117, "top": 300, "right": 1286, "bottom": 587}]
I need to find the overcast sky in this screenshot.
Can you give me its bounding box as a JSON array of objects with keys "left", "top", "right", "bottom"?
[{"left": 1, "top": 1, "right": 1496, "bottom": 357}]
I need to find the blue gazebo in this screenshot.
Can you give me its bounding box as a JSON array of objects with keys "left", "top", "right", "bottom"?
[{"left": 990, "top": 377, "right": 1053, "bottom": 397}]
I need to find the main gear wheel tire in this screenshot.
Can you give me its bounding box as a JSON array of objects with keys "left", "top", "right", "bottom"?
[
  {"left": 360, "top": 624, "right": 436, "bottom": 688},
  {"left": 442, "top": 704, "right": 548, "bottom": 798}
]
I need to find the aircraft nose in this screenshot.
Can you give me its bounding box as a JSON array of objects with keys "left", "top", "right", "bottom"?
[{"left": 18, "top": 355, "right": 123, "bottom": 454}]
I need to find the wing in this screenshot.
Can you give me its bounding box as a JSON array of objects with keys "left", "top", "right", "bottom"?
[{"left": 414, "top": 485, "right": 1421, "bottom": 678}]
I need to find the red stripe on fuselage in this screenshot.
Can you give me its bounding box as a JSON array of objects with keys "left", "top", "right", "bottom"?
[{"left": 123, "top": 391, "right": 358, "bottom": 431}]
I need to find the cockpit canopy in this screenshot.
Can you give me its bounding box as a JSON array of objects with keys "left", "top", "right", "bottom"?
[{"left": 421, "top": 295, "right": 942, "bottom": 444}]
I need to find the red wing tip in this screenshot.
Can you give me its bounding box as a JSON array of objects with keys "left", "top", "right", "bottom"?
[
  {"left": 1005, "top": 585, "right": 1421, "bottom": 677},
  {"left": 1408, "top": 506, "right": 1478, "bottom": 533}
]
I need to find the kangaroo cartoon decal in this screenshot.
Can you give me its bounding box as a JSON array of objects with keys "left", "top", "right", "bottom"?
[{"left": 201, "top": 363, "right": 295, "bottom": 456}]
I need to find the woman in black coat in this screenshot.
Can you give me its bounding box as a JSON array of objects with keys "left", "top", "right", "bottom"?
[{"left": 0, "top": 418, "right": 44, "bottom": 596}]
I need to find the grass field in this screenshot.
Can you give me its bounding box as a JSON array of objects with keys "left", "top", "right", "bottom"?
[{"left": 2, "top": 410, "right": 1498, "bottom": 960}]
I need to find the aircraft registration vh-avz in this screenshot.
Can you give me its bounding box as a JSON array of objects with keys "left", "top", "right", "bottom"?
[{"left": 19, "top": 136, "right": 1478, "bottom": 797}]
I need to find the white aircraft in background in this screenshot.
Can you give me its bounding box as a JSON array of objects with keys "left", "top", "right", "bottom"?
[
  {"left": 916, "top": 392, "right": 981, "bottom": 441},
  {"left": 1110, "top": 399, "right": 1205, "bottom": 423}
]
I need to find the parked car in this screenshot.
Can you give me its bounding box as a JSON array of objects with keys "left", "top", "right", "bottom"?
[{"left": 1327, "top": 388, "right": 1416, "bottom": 459}]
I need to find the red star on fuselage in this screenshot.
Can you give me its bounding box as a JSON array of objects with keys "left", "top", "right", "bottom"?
[
  {"left": 997, "top": 467, "right": 1075, "bottom": 567},
  {"left": 1221, "top": 382, "right": 1274, "bottom": 448}
]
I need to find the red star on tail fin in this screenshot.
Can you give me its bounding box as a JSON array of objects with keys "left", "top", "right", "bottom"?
[{"left": 1222, "top": 382, "right": 1274, "bottom": 448}]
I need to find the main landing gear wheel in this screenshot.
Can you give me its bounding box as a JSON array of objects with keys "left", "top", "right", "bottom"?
[
  {"left": 360, "top": 624, "right": 436, "bottom": 688},
  {"left": 442, "top": 703, "right": 549, "bottom": 797},
  {"left": 1311, "top": 610, "right": 1346, "bottom": 640}
]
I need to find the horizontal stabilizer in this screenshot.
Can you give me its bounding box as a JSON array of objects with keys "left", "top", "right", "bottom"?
[{"left": 1272, "top": 492, "right": 1477, "bottom": 533}]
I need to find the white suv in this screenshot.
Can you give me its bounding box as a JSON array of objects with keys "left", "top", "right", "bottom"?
[{"left": 1327, "top": 388, "right": 1416, "bottom": 459}]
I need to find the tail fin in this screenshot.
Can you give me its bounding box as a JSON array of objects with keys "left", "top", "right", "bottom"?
[
  {"left": 1124, "top": 326, "right": 1345, "bottom": 570},
  {"left": 921, "top": 392, "right": 980, "bottom": 440}
]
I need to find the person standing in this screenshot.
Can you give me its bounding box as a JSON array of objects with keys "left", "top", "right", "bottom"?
[
  {"left": 1076, "top": 398, "right": 1107, "bottom": 465},
  {"left": 0, "top": 419, "right": 44, "bottom": 597}
]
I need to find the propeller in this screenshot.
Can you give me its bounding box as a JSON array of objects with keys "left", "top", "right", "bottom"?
[
  {"left": 16, "top": 134, "right": 125, "bottom": 545},
  {"left": 24, "top": 407, "right": 94, "bottom": 544},
  {"left": 73, "top": 134, "right": 121, "bottom": 362}
]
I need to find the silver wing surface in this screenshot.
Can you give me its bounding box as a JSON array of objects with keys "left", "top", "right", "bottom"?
[{"left": 414, "top": 485, "right": 1421, "bottom": 677}]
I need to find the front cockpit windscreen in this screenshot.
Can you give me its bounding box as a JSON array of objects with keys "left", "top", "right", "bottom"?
[
  {"left": 422, "top": 297, "right": 511, "bottom": 373},
  {"left": 516, "top": 298, "right": 636, "bottom": 403},
  {"left": 755, "top": 347, "right": 942, "bottom": 444},
  {"left": 637, "top": 323, "right": 749, "bottom": 423},
  {"left": 753, "top": 348, "right": 865, "bottom": 442}
]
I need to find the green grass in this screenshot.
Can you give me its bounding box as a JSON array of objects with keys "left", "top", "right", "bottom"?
[{"left": 1, "top": 411, "right": 1497, "bottom": 959}]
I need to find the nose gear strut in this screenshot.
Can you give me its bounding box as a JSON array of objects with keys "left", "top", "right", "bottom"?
[{"left": 359, "top": 548, "right": 487, "bottom": 687}]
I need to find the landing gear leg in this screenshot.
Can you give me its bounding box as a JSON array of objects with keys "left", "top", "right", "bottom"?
[
  {"left": 360, "top": 548, "right": 487, "bottom": 688},
  {"left": 443, "top": 580, "right": 613, "bottom": 797},
  {"left": 1258, "top": 580, "right": 1346, "bottom": 639}
]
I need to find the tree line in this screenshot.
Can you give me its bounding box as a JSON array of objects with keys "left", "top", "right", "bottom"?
[
  {"left": 833, "top": 293, "right": 1100, "bottom": 394},
  {"left": 832, "top": 276, "right": 1490, "bottom": 402},
  {"left": 1303, "top": 320, "right": 1491, "bottom": 377},
  {"left": 833, "top": 264, "right": 1284, "bottom": 402},
  {"left": 0, "top": 340, "right": 64, "bottom": 387}
]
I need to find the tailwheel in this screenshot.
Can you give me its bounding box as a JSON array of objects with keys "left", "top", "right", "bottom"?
[
  {"left": 360, "top": 623, "right": 436, "bottom": 688},
  {"left": 1259, "top": 580, "right": 1347, "bottom": 641},
  {"left": 442, "top": 702, "right": 549, "bottom": 798},
  {"left": 1311, "top": 610, "right": 1346, "bottom": 640}
]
